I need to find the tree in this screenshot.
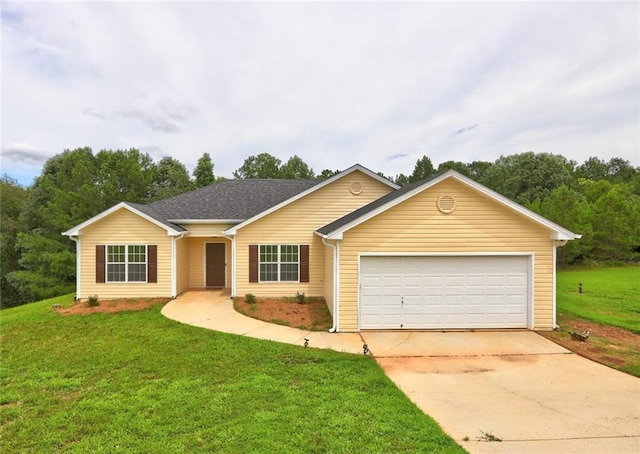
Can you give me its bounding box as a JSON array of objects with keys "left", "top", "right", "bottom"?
[
  {"left": 152, "top": 157, "right": 194, "bottom": 200},
  {"left": 319, "top": 169, "right": 340, "bottom": 179},
  {"left": 526, "top": 186, "right": 593, "bottom": 266},
  {"left": 96, "top": 148, "right": 156, "bottom": 206},
  {"left": 467, "top": 160, "right": 493, "bottom": 181},
  {"left": 436, "top": 160, "right": 470, "bottom": 176},
  {"left": 0, "top": 176, "right": 27, "bottom": 307},
  {"left": 394, "top": 174, "right": 410, "bottom": 186},
  {"left": 280, "top": 155, "right": 315, "bottom": 179},
  {"left": 233, "top": 153, "right": 282, "bottom": 179},
  {"left": 588, "top": 184, "right": 640, "bottom": 262},
  {"left": 481, "top": 152, "right": 574, "bottom": 204},
  {"left": 193, "top": 152, "right": 216, "bottom": 187},
  {"left": 7, "top": 231, "right": 76, "bottom": 302},
  {"left": 575, "top": 156, "right": 609, "bottom": 181},
  {"left": 408, "top": 156, "right": 436, "bottom": 183}
]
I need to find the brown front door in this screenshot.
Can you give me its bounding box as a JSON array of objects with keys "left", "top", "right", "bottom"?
[{"left": 206, "top": 243, "right": 226, "bottom": 287}]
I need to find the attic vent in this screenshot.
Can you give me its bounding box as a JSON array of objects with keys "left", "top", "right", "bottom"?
[
  {"left": 437, "top": 195, "right": 456, "bottom": 214},
  {"left": 350, "top": 181, "right": 363, "bottom": 195}
]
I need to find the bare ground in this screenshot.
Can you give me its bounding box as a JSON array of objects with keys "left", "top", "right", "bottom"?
[
  {"left": 233, "top": 297, "right": 332, "bottom": 331},
  {"left": 540, "top": 314, "right": 640, "bottom": 375},
  {"left": 55, "top": 298, "right": 169, "bottom": 315}
]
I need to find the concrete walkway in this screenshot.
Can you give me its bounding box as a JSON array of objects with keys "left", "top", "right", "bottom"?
[
  {"left": 162, "top": 290, "right": 640, "bottom": 454},
  {"left": 161, "top": 290, "right": 367, "bottom": 354}
]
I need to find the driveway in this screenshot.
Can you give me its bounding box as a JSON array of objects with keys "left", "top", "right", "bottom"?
[
  {"left": 165, "top": 293, "right": 639, "bottom": 453},
  {"left": 362, "top": 331, "right": 640, "bottom": 453}
]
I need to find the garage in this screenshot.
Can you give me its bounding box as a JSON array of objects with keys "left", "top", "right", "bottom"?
[{"left": 359, "top": 255, "right": 530, "bottom": 330}]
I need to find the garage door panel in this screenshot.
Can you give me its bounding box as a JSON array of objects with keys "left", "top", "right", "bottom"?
[{"left": 360, "top": 256, "right": 529, "bottom": 329}]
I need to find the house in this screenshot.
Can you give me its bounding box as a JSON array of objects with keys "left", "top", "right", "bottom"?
[{"left": 63, "top": 164, "right": 580, "bottom": 332}]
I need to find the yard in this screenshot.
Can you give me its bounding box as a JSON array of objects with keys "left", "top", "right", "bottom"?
[
  {"left": 0, "top": 295, "right": 463, "bottom": 453},
  {"left": 541, "top": 266, "right": 640, "bottom": 377}
]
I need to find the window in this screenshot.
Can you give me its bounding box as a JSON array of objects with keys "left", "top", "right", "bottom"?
[
  {"left": 259, "top": 245, "right": 299, "bottom": 282},
  {"left": 107, "top": 245, "right": 147, "bottom": 282}
]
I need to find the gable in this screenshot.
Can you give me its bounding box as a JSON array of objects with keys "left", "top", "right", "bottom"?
[
  {"left": 79, "top": 206, "right": 173, "bottom": 240},
  {"left": 235, "top": 169, "right": 396, "bottom": 239},
  {"left": 63, "top": 202, "right": 184, "bottom": 237},
  {"left": 225, "top": 165, "right": 397, "bottom": 235},
  {"left": 317, "top": 170, "right": 579, "bottom": 241},
  {"left": 346, "top": 177, "right": 551, "bottom": 244}
]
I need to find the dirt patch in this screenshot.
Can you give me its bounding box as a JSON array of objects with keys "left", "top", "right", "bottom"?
[
  {"left": 55, "top": 298, "right": 169, "bottom": 315},
  {"left": 233, "top": 297, "right": 332, "bottom": 331},
  {"left": 540, "top": 313, "right": 640, "bottom": 376}
]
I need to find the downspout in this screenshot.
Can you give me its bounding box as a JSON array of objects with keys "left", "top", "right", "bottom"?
[
  {"left": 171, "top": 233, "right": 185, "bottom": 298},
  {"left": 223, "top": 234, "right": 236, "bottom": 298},
  {"left": 322, "top": 237, "right": 340, "bottom": 333},
  {"left": 68, "top": 235, "right": 80, "bottom": 300}
]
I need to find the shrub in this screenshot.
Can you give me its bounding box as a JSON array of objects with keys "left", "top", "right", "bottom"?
[
  {"left": 87, "top": 295, "right": 100, "bottom": 307},
  {"left": 296, "top": 292, "right": 305, "bottom": 304},
  {"left": 245, "top": 293, "right": 256, "bottom": 305}
]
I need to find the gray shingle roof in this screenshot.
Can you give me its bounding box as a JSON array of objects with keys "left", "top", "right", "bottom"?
[
  {"left": 316, "top": 174, "right": 440, "bottom": 236},
  {"left": 147, "top": 179, "right": 322, "bottom": 221},
  {"left": 125, "top": 202, "right": 187, "bottom": 232}
]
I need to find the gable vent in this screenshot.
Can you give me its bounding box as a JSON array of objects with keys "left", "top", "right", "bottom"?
[
  {"left": 350, "top": 181, "right": 363, "bottom": 195},
  {"left": 437, "top": 195, "right": 456, "bottom": 214}
]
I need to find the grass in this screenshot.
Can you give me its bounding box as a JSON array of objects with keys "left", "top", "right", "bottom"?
[
  {"left": 1, "top": 295, "right": 464, "bottom": 453},
  {"left": 556, "top": 266, "right": 640, "bottom": 333}
]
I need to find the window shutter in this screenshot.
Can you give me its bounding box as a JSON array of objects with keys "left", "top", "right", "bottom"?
[
  {"left": 249, "top": 245, "right": 258, "bottom": 283},
  {"left": 300, "top": 244, "right": 309, "bottom": 283},
  {"left": 148, "top": 245, "right": 157, "bottom": 283},
  {"left": 96, "top": 245, "right": 105, "bottom": 283}
]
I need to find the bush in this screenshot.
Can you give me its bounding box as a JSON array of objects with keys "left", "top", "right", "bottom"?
[
  {"left": 87, "top": 295, "right": 99, "bottom": 307},
  {"left": 296, "top": 292, "right": 305, "bottom": 304},
  {"left": 245, "top": 293, "right": 256, "bottom": 305}
]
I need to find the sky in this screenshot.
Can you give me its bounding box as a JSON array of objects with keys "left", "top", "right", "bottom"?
[{"left": 1, "top": 1, "right": 639, "bottom": 186}]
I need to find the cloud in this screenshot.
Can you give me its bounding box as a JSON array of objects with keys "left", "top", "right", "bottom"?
[
  {"left": 1, "top": 143, "right": 50, "bottom": 165},
  {"left": 454, "top": 125, "right": 479, "bottom": 136},
  {"left": 83, "top": 99, "right": 196, "bottom": 133},
  {"left": 1, "top": 1, "right": 638, "bottom": 186}
]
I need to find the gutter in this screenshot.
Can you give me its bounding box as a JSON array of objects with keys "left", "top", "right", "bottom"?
[{"left": 322, "top": 237, "right": 340, "bottom": 333}]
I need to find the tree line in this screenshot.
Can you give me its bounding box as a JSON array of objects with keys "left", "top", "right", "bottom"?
[{"left": 1, "top": 148, "right": 638, "bottom": 308}]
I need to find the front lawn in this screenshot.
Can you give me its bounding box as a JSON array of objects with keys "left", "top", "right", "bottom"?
[{"left": 1, "top": 296, "right": 463, "bottom": 453}]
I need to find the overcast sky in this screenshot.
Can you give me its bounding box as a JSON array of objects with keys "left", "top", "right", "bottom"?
[{"left": 2, "top": 1, "right": 639, "bottom": 186}]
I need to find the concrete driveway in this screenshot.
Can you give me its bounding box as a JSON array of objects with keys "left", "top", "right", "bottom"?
[{"left": 362, "top": 331, "right": 640, "bottom": 453}]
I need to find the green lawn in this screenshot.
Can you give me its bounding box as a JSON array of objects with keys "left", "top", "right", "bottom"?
[
  {"left": 557, "top": 266, "right": 640, "bottom": 333},
  {"left": 1, "top": 296, "right": 463, "bottom": 453}
]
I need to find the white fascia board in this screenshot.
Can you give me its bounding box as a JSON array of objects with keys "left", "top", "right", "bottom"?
[
  {"left": 225, "top": 164, "right": 398, "bottom": 235},
  {"left": 168, "top": 219, "right": 244, "bottom": 224},
  {"left": 62, "top": 202, "right": 182, "bottom": 237}
]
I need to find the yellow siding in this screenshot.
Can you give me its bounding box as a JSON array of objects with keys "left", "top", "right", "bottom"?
[
  {"left": 175, "top": 236, "right": 189, "bottom": 295},
  {"left": 235, "top": 171, "right": 394, "bottom": 298},
  {"left": 337, "top": 178, "right": 556, "bottom": 332},
  {"left": 187, "top": 237, "right": 231, "bottom": 288},
  {"left": 79, "top": 208, "right": 173, "bottom": 299}
]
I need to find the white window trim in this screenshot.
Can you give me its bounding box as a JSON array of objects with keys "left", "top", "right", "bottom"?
[
  {"left": 106, "top": 244, "right": 148, "bottom": 283},
  {"left": 258, "top": 244, "right": 300, "bottom": 283}
]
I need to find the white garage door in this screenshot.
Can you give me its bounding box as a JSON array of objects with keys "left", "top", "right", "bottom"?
[{"left": 360, "top": 256, "right": 529, "bottom": 329}]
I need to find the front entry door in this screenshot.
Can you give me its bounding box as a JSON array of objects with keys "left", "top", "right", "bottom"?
[{"left": 206, "top": 243, "right": 226, "bottom": 287}]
